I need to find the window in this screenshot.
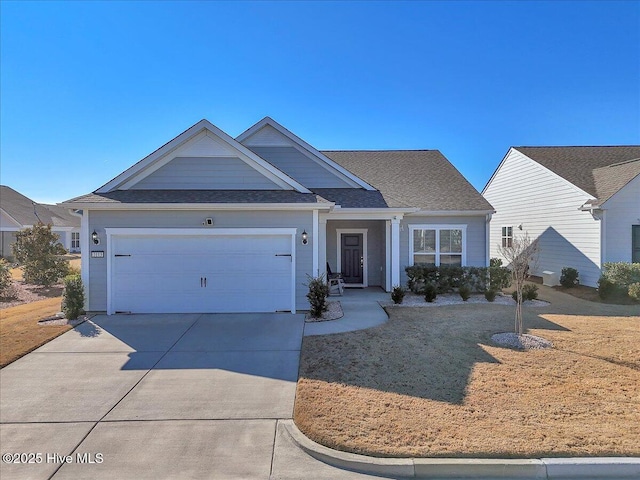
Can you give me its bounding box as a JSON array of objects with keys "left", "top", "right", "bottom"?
[
  {"left": 410, "top": 225, "right": 465, "bottom": 266},
  {"left": 501, "top": 226, "right": 513, "bottom": 248},
  {"left": 71, "top": 232, "right": 80, "bottom": 251}
]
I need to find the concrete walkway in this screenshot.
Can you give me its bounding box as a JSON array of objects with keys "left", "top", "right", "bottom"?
[{"left": 303, "top": 287, "right": 390, "bottom": 336}]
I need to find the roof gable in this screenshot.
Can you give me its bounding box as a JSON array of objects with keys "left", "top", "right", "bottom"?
[
  {"left": 514, "top": 146, "right": 640, "bottom": 201},
  {"left": 236, "top": 117, "right": 375, "bottom": 190},
  {"left": 96, "top": 120, "right": 310, "bottom": 193}
]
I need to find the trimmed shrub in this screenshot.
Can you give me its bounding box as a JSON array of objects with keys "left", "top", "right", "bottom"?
[
  {"left": 0, "top": 258, "right": 13, "bottom": 298},
  {"left": 560, "top": 267, "right": 579, "bottom": 288},
  {"left": 424, "top": 283, "right": 437, "bottom": 303},
  {"left": 61, "top": 274, "right": 85, "bottom": 320},
  {"left": 391, "top": 285, "right": 406, "bottom": 304},
  {"left": 306, "top": 275, "right": 329, "bottom": 318},
  {"left": 512, "top": 284, "right": 539, "bottom": 302},
  {"left": 405, "top": 265, "right": 489, "bottom": 294},
  {"left": 601, "top": 262, "right": 640, "bottom": 289},
  {"left": 597, "top": 277, "right": 622, "bottom": 300},
  {"left": 458, "top": 284, "right": 471, "bottom": 301},
  {"left": 484, "top": 289, "right": 497, "bottom": 302},
  {"left": 489, "top": 258, "right": 511, "bottom": 291},
  {"left": 628, "top": 283, "right": 640, "bottom": 302}
]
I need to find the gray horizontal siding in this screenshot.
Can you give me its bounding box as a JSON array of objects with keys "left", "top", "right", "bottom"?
[
  {"left": 87, "top": 209, "right": 314, "bottom": 312},
  {"left": 400, "top": 215, "right": 488, "bottom": 285},
  {"left": 604, "top": 175, "right": 640, "bottom": 263},
  {"left": 131, "top": 157, "right": 280, "bottom": 190},
  {"left": 248, "top": 146, "right": 351, "bottom": 188}
]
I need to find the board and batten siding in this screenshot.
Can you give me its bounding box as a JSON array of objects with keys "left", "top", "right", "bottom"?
[
  {"left": 483, "top": 149, "right": 602, "bottom": 287},
  {"left": 130, "top": 156, "right": 281, "bottom": 190},
  {"left": 86, "top": 209, "right": 314, "bottom": 312},
  {"left": 603, "top": 174, "right": 640, "bottom": 263},
  {"left": 399, "top": 215, "right": 488, "bottom": 285},
  {"left": 247, "top": 146, "right": 352, "bottom": 188}
]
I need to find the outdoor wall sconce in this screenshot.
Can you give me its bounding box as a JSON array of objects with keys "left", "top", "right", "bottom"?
[
  {"left": 92, "top": 230, "right": 100, "bottom": 245},
  {"left": 301, "top": 230, "right": 308, "bottom": 245}
]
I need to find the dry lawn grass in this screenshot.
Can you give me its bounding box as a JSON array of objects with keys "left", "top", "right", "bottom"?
[
  {"left": 295, "top": 287, "right": 640, "bottom": 458},
  {"left": 0, "top": 297, "right": 71, "bottom": 368}
]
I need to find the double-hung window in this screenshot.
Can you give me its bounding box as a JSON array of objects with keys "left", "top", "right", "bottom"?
[
  {"left": 71, "top": 232, "right": 80, "bottom": 251},
  {"left": 501, "top": 226, "right": 513, "bottom": 248},
  {"left": 410, "top": 225, "right": 466, "bottom": 266}
]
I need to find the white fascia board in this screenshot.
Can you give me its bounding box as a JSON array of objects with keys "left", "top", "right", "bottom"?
[
  {"left": 97, "top": 120, "right": 310, "bottom": 194},
  {"left": 59, "top": 202, "right": 334, "bottom": 211},
  {"left": 236, "top": 117, "right": 376, "bottom": 191},
  {"left": 408, "top": 209, "right": 495, "bottom": 217},
  {"left": 482, "top": 147, "right": 514, "bottom": 195},
  {"left": 324, "top": 207, "right": 416, "bottom": 220}
]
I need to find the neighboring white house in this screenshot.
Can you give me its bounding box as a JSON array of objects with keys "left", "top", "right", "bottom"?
[
  {"left": 0, "top": 185, "right": 81, "bottom": 260},
  {"left": 61, "top": 117, "right": 494, "bottom": 314},
  {"left": 482, "top": 146, "right": 640, "bottom": 287}
]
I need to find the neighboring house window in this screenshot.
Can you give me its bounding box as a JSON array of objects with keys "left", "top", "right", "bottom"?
[
  {"left": 410, "top": 225, "right": 466, "bottom": 266},
  {"left": 501, "top": 226, "right": 513, "bottom": 248},
  {"left": 71, "top": 232, "right": 80, "bottom": 251}
]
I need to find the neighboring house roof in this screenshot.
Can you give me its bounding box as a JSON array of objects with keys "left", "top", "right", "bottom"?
[
  {"left": 514, "top": 146, "right": 640, "bottom": 204},
  {"left": 321, "top": 150, "right": 494, "bottom": 211},
  {"left": 0, "top": 185, "right": 79, "bottom": 228},
  {"left": 65, "top": 190, "right": 330, "bottom": 205}
]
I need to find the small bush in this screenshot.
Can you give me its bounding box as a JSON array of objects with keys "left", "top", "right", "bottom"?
[
  {"left": 458, "top": 284, "right": 471, "bottom": 301},
  {"left": 523, "top": 283, "right": 539, "bottom": 300},
  {"left": 601, "top": 262, "right": 640, "bottom": 288},
  {"left": 512, "top": 284, "right": 539, "bottom": 302},
  {"left": 61, "top": 274, "right": 85, "bottom": 320},
  {"left": 484, "top": 289, "right": 497, "bottom": 302},
  {"left": 0, "top": 258, "right": 12, "bottom": 295},
  {"left": 391, "top": 285, "right": 406, "bottom": 304},
  {"left": 424, "top": 283, "right": 437, "bottom": 303},
  {"left": 489, "top": 258, "right": 511, "bottom": 291},
  {"left": 306, "top": 274, "right": 329, "bottom": 318},
  {"left": 597, "top": 277, "right": 622, "bottom": 300},
  {"left": 628, "top": 283, "right": 640, "bottom": 302},
  {"left": 560, "top": 267, "right": 579, "bottom": 288}
]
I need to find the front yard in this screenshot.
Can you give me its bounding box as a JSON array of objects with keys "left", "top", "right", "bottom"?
[{"left": 294, "top": 287, "right": 640, "bottom": 458}]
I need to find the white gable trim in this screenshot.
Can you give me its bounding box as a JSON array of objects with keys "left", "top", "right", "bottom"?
[
  {"left": 236, "top": 117, "right": 376, "bottom": 191},
  {"left": 96, "top": 120, "right": 310, "bottom": 194}
]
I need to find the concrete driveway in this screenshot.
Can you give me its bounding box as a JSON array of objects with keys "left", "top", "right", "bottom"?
[{"left": 0, "top": 313, "right": 380, "bottom": 479}]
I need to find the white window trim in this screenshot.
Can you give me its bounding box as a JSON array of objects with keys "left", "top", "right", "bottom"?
[
  {"left": 336, "top": 228, "right": 368, "bottom": 287},
  {"left": 105, "top": 228, "right": 297, "bottom": 315},
  {"left": 408, "top": 224, "right": 467, "bottom": 266},
  {"left": 501, "top": 225, "right": 514, "bottom": 248},
  {"left": 71, "top": 232, "right": 81, "bottom": 251}
]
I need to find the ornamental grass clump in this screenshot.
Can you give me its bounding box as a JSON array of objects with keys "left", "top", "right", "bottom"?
[
  {"left": 458, "top": 284, "right": 471, "bottom": 301},
  {"left": 423, "top": 283, "right": 437, "bottom": 303},
  {"left": 391, "top": 285, "right": 406, "bottom": 304}
]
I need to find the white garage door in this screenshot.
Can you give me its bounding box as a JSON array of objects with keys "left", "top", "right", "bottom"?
[{"left": 109, "top": 231, "right": 294, "bottom": 314}]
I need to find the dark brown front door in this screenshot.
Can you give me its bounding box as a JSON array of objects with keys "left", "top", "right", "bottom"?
[
  {"left": 633, "top": 225, "right": 640, "bottom": 263},
  {"left": 341, "top": 233, "right": 363, "bottom": 284}
]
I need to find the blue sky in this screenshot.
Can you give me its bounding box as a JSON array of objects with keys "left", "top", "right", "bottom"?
[{"left": 1, "top": 0, "right": 639, "bottom": 204}]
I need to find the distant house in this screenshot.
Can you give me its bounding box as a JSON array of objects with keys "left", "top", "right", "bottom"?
[
  {"left": 482, "top": 146, "right": 640, "bottom": 287},
  {"left": 0, "top": 186, "right": 81, "bottom": 260},
  {"left": 61, "top": 117, "right": 493, "bottom": 314}
]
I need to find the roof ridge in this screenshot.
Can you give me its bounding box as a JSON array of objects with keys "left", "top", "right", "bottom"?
[
  {"left": 515, "top": 145, "right": 640, "bottom": 149},
  {"left": 320, "top": 149, "right": 439, "bottom": 152},
  {"left": 605, "top": 157, "right": 640, "bottom": 168}
]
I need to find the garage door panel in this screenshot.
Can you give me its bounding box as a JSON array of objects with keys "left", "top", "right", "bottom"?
[{"left": 110, "top": 233, "right": 293, "bottom": 314}]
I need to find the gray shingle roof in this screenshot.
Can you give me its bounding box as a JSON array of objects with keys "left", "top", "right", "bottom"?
[
  {"left": 63, "top": 190, "right": 330, "bottom": 204},
  {"left": 311, "top": 188, "right": 389, "bottom": 208},
  {"left": 321, "top": 150, "right": 493, "bottom": 211},
  {"left": 1, "top": 186, "right": 79, "bottom": 228},
  {"left": 515, "top": 146, "right": 640, "bottom": 202}
]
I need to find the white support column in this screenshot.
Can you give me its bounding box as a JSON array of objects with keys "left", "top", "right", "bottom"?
[
  {"left": 318, "top": 216, "right": 327, "bottom": 278},
  {"left": 385, "top": 220, "right": 391, "bottom": 291},
  {"left": 80, "top": 210, "right": 90, "bottom": 311},
  {"left": 312, "top": 210, "right": 319, "bottom": 276},
  {"left": 391, "top": 217, "right": 401, "bottom": 288}
]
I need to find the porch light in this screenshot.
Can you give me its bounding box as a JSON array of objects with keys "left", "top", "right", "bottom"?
[
  {"left": 301, "top": 230, "right": 308, "bottom": 245},
  {"left": 92, "top": 230, "right": 100, "bottom": 245}
]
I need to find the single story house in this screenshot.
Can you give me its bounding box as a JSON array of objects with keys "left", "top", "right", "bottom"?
[
  {"left": 482, "top": 146, "right": 640, "bottom": 287},
  {"left": 1, "top": 185, "right": 81, "bottom": 260},
  {"left": 61, "top": 117, "right": 494, "bottom": 314}
]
